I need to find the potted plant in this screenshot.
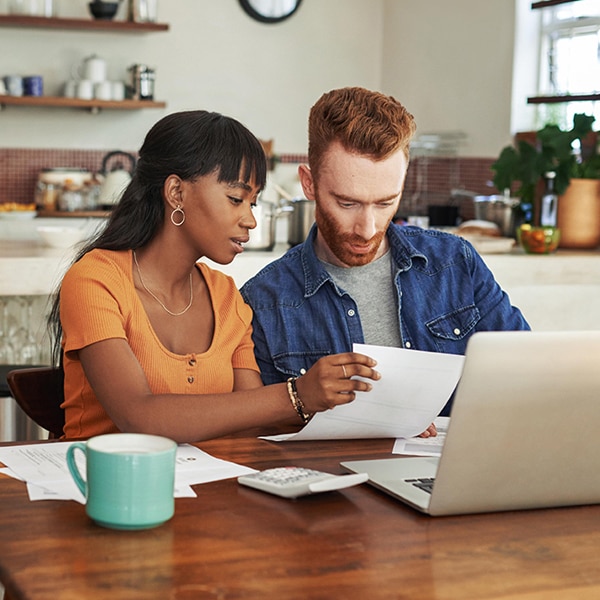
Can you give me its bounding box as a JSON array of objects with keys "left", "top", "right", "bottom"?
[{"left": 491, "top": 113, "right": 600, "bottom": 248}]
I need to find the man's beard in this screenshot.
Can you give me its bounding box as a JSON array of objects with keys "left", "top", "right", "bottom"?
[{"left": 314, "top": 202, "right": 389, "bottom": 267}]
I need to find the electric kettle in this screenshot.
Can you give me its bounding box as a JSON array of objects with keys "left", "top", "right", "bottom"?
[{"left": 97, "top": 151, "right": 136, "bottom": 208}]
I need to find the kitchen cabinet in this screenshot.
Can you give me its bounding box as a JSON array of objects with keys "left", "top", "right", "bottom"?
[{"left": 0, "top": 14, "right": 168, "bottom": 112}]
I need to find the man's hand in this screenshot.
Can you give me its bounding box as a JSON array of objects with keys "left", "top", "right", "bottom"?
[{"left": 417, "top": 423, "right": 437, "bottom": 438}]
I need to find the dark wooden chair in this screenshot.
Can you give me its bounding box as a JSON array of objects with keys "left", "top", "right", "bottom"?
[{"left": 6, "top": 366, "right": 65, "bottom": 439}]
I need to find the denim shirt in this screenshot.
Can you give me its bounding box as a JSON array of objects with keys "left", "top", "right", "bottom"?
[{"left": 241, "top": 224, "right": 530, "bottom": 414}]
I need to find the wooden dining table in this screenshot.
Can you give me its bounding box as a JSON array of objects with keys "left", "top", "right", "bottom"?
[{"left": 1, "top": 434, "right": 600, "bottom": 600}]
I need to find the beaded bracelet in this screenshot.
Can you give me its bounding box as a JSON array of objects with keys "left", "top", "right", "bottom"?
[{"left": 286, "top": 377, "right": 312, "bottom": 424}]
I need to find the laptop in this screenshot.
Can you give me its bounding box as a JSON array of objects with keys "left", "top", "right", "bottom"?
[{"left": 341, "top": 330, "right": 600, "bottom": 516}]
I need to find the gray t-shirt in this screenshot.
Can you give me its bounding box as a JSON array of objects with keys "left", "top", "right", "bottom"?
[{"left": 322, "top": 251, "right": 402, "bottom": 347}]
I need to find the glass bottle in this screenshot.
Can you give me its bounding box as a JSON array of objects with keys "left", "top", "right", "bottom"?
[
  {"left": 512, "top": 187, "right": 534, "bottom": 228},
  {"left": 540, "top": 171, "right": 558, "bottom": 227}
]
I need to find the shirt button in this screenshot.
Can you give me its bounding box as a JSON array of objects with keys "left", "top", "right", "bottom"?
[
  {"left": 187, "top": 376, "right": 194, "bottom": 383},
  {"left": 188, "top": 358, "right": 196, "bottom": 366},
  {"left": 453, "top": 328, "right": 461, "bottom": 335},
  {"left": 300, "top": 368, "right": 306, "bottom": 375},
  {"left": 347, "top": 309, "right": 356, "bottom": 317},
  {"left": 405, "top": 341, "right": 411, "bottom": 348}
]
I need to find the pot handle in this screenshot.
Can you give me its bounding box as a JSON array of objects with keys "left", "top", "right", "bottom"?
[{"left": 276, "top": 205, "right": 294, "bottom": 217}]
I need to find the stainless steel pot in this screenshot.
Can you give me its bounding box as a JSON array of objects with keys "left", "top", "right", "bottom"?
[
  {"left": 287, "top": 197, "right": 315, "bottom": 246},
  {"left": 246, "top": 199, "right": 278, "bottom": 251},
  {"left": 474, "top": 195, "right": 519, "bottom": 237}
]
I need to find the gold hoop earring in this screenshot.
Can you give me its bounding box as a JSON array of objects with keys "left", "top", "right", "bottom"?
[{"left": 170, "top": 205, "right": 185, "bottom": 226}]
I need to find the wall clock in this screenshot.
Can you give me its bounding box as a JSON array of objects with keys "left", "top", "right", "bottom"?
[{"left": 239, "top": 0, "right": 303, "bottom": 24}]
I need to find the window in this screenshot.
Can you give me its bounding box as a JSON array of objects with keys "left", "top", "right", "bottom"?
[{"left": 536, "top": 0, "right": 600, "bottom": 127}]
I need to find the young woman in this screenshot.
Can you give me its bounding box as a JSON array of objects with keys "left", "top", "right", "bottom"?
[{"left": 49, "top": 110, "right": 379, "bottom": 442}]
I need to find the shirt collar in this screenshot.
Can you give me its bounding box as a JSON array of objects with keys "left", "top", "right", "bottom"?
[{"left": 300, "top": 223, "right": 428, "bottom": 298}]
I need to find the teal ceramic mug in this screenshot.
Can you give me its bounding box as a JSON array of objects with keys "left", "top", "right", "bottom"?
[{"left": 66, "top": 433, "right": 177, "bottom": 530}]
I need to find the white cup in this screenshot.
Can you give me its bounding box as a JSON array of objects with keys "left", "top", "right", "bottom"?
[
  {"left": 3, "top": 75, "right": 23, "bottom": 97},
  {"left": 94, "top": 81, "right": 112, "bottom": 101},
  {"left": 76, "top": 79, "right": 94, "bottom": 100},
  {"left": 63, "top": 80, "right": 77, "bottom": 98},
  {"left": 111, "top": 80, "right": 126, "bottom": 101}
]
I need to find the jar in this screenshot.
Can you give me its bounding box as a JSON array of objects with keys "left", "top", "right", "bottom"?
[
  {"left": 35, "top": 181, "right": 60, "bottom": 212},
  {"left": 83, "top": 179, "right": 102, "bottom": 210},
  {"left": 58, "top": 181, "right": 86, "bottom": 212},
  {"left": 128, "top": 64, "right": 155, "bottom": 100}
]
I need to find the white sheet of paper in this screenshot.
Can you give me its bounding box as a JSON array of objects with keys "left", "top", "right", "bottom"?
[
  {"left": 0, "top": 442, "right": 256, "bottom": 503},
  {"left": 174, "top": 443, "right": 256, "bottom": 486},
  {"left": 392, "top": 416, "right": 450, "bottom": 457},
  {"left": 262, "top": 344, "right": 464, "bottom": 442},
  {"left": 0, "top": 467, "right": 23, "bottom": 481}
]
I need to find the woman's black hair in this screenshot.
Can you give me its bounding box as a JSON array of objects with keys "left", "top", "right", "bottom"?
[{"left": 48, "top": 110, "right": 267, "bottom": 364}]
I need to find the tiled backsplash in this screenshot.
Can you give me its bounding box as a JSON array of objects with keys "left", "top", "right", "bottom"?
[
  {"left": 0, "top": 148, "right": 121, "bottom": 206},
  {"left": 402, "top": 156, "right": 499, "bottom": 221},
  {"left": 0, "top": 148, "right": 498, "bottom": 221}
]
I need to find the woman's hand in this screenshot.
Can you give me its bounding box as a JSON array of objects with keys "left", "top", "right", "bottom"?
[{"left": 294, "top": 352, "right": 380, "bottom": 415}]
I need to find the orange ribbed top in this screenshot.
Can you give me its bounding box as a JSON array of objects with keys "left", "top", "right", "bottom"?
[{"left": 60, "top": 249, "right": 259, "bottom": 439}]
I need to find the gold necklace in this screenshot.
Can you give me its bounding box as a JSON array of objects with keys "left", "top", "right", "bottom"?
[{"left": 133, "top": 250, "right": 194, "bottom": 316}]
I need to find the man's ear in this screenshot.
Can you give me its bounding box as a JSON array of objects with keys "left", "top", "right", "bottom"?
[
  {"left": 163, "top": 174, "right": 184, "bottom": 210},
  {"left": 298, "top": 164, "right": 316, "bottom": 201}
]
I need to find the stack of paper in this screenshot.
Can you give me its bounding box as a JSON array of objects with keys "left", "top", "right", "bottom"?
[{"left": 0, "top": 442, "right": 256, "bottom": 503}]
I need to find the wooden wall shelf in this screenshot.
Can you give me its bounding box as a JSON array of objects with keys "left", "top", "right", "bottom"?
[
  {"left": 0, "top": 15, "right": 169, "bottom": 32},
  {"left": 0, "top": 95, "right": 166, "bottom": 112},
  {"left": 37, "top": 210, "right": 110, "bottom": 218},
  {"left": 527, "top": 93, "right": 600, "bottom": 104},
  {"left": 531, "top": 0, "right": 582, "bottom": 9}
]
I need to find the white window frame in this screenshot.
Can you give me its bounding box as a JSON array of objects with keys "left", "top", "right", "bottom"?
[{"left": 512, "top": 0, "right": 600, "bottom": 133}]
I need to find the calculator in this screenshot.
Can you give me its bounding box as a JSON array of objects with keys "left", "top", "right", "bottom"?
[{"left": 238, "top": 466, "right": 369, "bottom": 499}]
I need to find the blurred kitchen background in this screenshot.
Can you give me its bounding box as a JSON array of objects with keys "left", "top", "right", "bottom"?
[
  {"left": 1, "top": 0, "right": 583, "bottom": 217},
  {"left": 2, "top": 0, "right": 600, "bottom": 439}
]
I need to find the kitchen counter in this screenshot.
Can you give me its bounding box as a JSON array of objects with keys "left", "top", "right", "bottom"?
[
  {"left": 1, "top": 217, "right": 599, "bottom": 331},
  {"left": 481, "top": 250, "right": 600, "bottom": 331},
  {"left": 0, "top": 239, "right": 290, "bottom": 295}
]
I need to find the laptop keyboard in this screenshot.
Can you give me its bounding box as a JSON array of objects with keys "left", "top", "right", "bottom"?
[{"left": 405, "top": 477, "right": 435, "bottom": 494}]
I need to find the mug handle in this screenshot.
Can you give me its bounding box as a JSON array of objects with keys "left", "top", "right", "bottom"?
[
  {"left": 66, "top": 443, "right": 88, "bottom": 498},
  {"left": 70, "top": 62, "right": 84, "bottom": 81}
]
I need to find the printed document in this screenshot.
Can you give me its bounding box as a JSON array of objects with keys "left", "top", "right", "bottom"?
[
  {"left": 262, "top": 343, "right": 464, "bottom": 441},
  {"left": 392, "top": 416, "right": 449, "bottom": 457},
  {"left": 0, "top": 443, "right": 256, "bottom": 503}
]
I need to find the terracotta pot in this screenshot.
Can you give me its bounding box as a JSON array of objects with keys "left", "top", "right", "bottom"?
[{"left": 557, "top": 178, "right": 600, "bottom": 249}]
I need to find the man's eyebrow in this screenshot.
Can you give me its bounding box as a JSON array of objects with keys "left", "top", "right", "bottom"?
[{"left": 331, "top": 190, "right": 401, "bottom": 203}]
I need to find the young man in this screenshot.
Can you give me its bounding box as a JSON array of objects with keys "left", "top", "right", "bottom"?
[{"left": 241, "top": 87, "right": 530, "bottom": 416}]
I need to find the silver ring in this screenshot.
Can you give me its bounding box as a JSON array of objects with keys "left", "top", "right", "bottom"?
[{"left": 342, "top": 364, "right": 348, "bottom": 378}]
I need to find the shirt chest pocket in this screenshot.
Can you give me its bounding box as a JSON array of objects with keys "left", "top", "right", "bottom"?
[
  {"left": 425, "top": 305, "right": 480, "bottom": 341},
  {"left": 272, "top": 351, "right": 332, "bottom": 378}
]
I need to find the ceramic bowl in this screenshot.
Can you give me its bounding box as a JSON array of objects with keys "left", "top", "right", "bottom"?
[
  {"left": 517, "top": 224, "right": 560, "bottom": 254},
  {"left": 88, "top": 1, "right": 119, "bottom": 20},
  {"left": 37, "top": 226, "right": 85, "bottom": 249}
]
